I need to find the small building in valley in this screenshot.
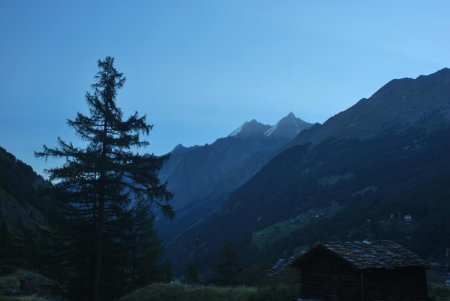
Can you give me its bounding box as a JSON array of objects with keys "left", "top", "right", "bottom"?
[{"left": 292, "top": 240, "right": 429, "bottom": 301}]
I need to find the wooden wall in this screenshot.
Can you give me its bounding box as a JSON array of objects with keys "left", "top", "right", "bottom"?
[
  {"left": 299, "top": 250, "right": 428, "bottom": 301},
  {"left": 362, "top": 268, "right": 428, "bottom": 301},
  {"left": 300, "top": 249, "right": 361, "bottom": 301}
]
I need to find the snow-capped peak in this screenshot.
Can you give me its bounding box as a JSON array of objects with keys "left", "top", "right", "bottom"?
[
  {"left": 264, "top": 112, "right": 312, "bottom": 139},
  {"left": 228, "top": 119, "right": 270, "bottom": 138},
  {"left": 228, "top": 114, "right": 312, "bottom": 140}
]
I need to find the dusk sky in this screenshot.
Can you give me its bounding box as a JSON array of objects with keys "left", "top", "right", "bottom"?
[{"left": 1, "top": 1, "right": 450, "bottom": 175}]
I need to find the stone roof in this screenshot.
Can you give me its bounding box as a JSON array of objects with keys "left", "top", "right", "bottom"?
[{"left": 295, "top": 240, "right": 430, "bottom": 270}]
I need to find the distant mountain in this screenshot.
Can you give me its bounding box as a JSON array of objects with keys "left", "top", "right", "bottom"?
[
  {"left": 157, "top": 113, "right": 312, "bottom": 244},
  {"left": 165, "top": 68, "right": 450, "bottom": 275}
]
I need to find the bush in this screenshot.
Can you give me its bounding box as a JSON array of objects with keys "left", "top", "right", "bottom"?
[{"left": 0, "top": 270, "right": 63, "bottom": 300}]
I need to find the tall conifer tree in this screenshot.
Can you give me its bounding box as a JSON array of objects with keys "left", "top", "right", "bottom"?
[{"left": 36, "top": 57, "right": 173, "bottom": 300}]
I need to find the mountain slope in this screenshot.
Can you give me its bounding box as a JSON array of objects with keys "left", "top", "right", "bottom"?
[
  {"left": 165, "top": 68, "right": 450, "bottom": 275},
  {"left": 0, "top": 147, "right": 50, "bottom": 233},
  {"left": 291, "top": 68, "right": 450, "bottom": 146}
]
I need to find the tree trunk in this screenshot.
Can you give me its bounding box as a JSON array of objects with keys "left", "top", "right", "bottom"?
[
  {"left": 92, "top": 190, "right": 104, "bottom": 301},
  {"left": 93, "top": 118, "right": 108, "bottom": 301}
]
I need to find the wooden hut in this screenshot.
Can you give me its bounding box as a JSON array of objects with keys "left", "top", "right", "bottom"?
[{"left": 292, "top": 240, "right": 429, "bottom": 301}]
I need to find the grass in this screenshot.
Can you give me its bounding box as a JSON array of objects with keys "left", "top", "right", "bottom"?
[
  {"left": 119, "top": 282, "right": 256, "bottom": 301},
  {"left": 119, "top": 282, "right": 302, "bottom": 301},
  {"left": 247, "top": 285, "right": 302, "bottom": 301},
  {"left": 429, "top": 283, "right": 450, "bottom": 300},
  {"left": 121, "top": 281, "right": 449, "bottom": 301},
  {"left": 0, "top": 296, "right": 48, "bottom": 301}
]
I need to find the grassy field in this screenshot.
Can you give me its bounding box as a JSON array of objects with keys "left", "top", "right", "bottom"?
[
  {"left": 2, "top": 270, "right": 447, "bottom": 300},
  {"left": 119, "top": 282, "right": 301, "bottom": 301},
  {"left": 0, "top": 297, "right": 48, "bottom": 301},
  {"left": 120, "top": 282, "right": 449, "bottom": 301}
]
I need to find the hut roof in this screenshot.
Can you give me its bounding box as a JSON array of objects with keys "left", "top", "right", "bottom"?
[{"left": 294, "top": 240, "right": 429, "bottom": 270}]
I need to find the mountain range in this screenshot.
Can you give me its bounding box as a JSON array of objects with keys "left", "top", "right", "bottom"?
[
  {"left": 156, "top": 113, "right": 312, "bottom": 244},
  {"left": 162, "top": 68, "right": 450, "bottom": 275}
]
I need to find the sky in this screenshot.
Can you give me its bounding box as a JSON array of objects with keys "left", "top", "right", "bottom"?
[{"left": 1, "top": 0, "right": 450, "bottom": 175}]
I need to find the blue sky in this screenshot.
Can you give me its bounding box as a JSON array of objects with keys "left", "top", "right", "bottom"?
[{"left": 1, "top": 1, "right": 449, "bottom": 175}]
